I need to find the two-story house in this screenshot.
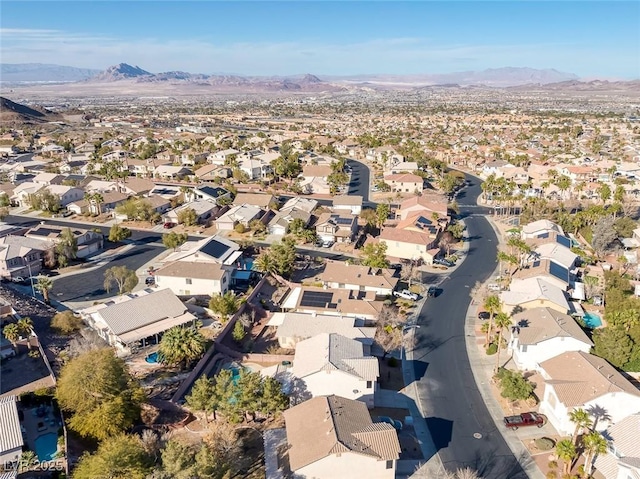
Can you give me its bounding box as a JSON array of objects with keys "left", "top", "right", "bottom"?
[{"left": 315, "top": 212, "right": 358, "bottom": 243}]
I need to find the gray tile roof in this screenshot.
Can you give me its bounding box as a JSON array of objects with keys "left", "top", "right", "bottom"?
[
  {"left": 511, "top": 307, "right": 593, "bottom": 346},
  {"left": 97, "top": 288, "right": 188, "bottom": 335},
  {"left": 0, "top": 396, "right": 23, "bottom": 454}
]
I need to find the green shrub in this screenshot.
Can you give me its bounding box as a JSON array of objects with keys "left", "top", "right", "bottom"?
[
  {"left": 486, "top": 343, "right": 498, "bottom": 355},
  {"left": 545, "top": 471, "right": 557, "bottom": 479},
  {"left": 234, "top": 223, "right": 246, "bottom": 234},
  {"left": 535, "top": 437, "right": 556, "bottom": 451},
  {"left": 387, "top": 357, "right": 399, "bottom": 367}
]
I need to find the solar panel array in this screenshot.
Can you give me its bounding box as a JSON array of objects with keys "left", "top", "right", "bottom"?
[
  {"left": 300, "top": 291, "right": 337, "bottom": 309},
  {"left": 201, "top": 239, "right": 231, "bottom": 259}
]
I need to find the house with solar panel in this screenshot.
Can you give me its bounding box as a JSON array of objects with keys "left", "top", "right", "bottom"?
[
  {"left": 315, "top": 212, "right": 358, "bottom": 244},
  {"left": 155, "top": 235, "right": 246, "bottom": 296},
  {"left": 78, "top": 288, "right": 197, "bottom": 355}
]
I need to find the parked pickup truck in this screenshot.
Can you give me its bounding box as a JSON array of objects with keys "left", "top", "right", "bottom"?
[{"left": 503, "top": 412, "right": 547, "bottom": 430}]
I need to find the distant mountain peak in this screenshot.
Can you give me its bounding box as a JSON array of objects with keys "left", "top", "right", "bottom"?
[
  {"left": 300, "top": 73, "right": 322, "bottom": 83},
  {"left": 90, "top": 63, "right": 151, "bottom": 82}
]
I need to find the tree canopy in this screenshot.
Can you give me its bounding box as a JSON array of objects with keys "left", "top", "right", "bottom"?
[
  {"left": 253, "top": 238, "right": 297, "bottom": 277},
  {"left": 159, "top": 326, "right": 207, "bottom": 368},
  {"left": 56, "top": 349, "right": 145, "bottom": 440},
  {"left": 162, "top": 231, "right": 188, "bottom": 251},
  {"left": 109, "top": 223, "right": 132, "bottom": 243},
  {"left": 73, "top": 434, "right": 153, "bottom": 479},
  {"left": 104, "top": 266, "right": 138, "bottom": 295},
  {"left": 360, "top": 242, "right": 390, "bottom": 268}
]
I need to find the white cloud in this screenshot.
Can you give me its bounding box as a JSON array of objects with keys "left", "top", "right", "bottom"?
[{"left": 0, "top": 27, "right": 633, "bottom": 77}]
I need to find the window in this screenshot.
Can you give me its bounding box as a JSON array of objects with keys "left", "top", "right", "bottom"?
[
  {"left": 186, "top": 278, "right": 192, "bottom": 285},
  {"left": 366, "top": 381, "right": 372, "bottom": 389},
  {"left": 222, "top": 276, "right": 227, "bottom": 284},
  {"left": 386, "top": 460, "right": 393, "bottom": 469},
  {"left": 521, "top": 345, "right": 527, "bottom": 353}
]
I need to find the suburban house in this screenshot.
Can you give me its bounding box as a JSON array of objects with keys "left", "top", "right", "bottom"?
[
  {"left": 291, "top": 333, "right": 379, "bottom": 408},
  {"left": 521, "top": 219, "right": 565, "bottom": 240},
  {"left": 377, "top": 229, "right": 439, "bottom": 265},
  {"left": 32, "top": 172, "right": 65, "bottom": 185},
  {"left": 507, "top": 307, "right": 593, "bottom": 371},
  {"left": 538, "top": 351, "right": 640, "bottom": 435},
  {"left": 593, "top": 413, "right": 640, "bottom": 479},
  {"left": 164, "top": 200, "right": 220, "bottom": 226},
  {"left": 119, "top": 177, "right": 156, "bottom": 197},
  {"left": 281, "top": 286, "right": 383, "bottom": 320},
  {"left": 233, "top": 192, "right": 275, "bottom": 209},
  {"left": 67, "top": 190, "right": 129, "bottom": 215},
  {"left": 534, "top": 242, "right": 579, "bottom": 270},
  {"left": 79, "top": 288, "right": 197, "bottom": 355},
  {"left": 208, "top": 148, "right": 239, "bottom": 165},
  {"left": 383, "top": 173, "right": 424, "bottom": 193},
  {"left": 270, "top": 312, "right": 376, "bottom": 349},
  {"left": 162, "top": 235, "right": 241, "bottom": 266},
  {"left": 398, "top": 195, "right": 448, "bottom": 220},
  {"left": 300, "top": 164, "right": 333, "bottom": 194},
  {"left": 0, "top": 236, "right": 52, "bottom": 280},
  {"left": 238, "top": 153, "right": 275, "bottom": 180},
  {"left": 332, "top": 195, "right": 363, "bottom": 215},
  {"left": 192, "top": 185, "right": 231, "bottom": 204},
  {"left": 387, "top": 161, "right": 419, "bottom": 174},
  {"left": 153, "top": 165, "right": 193, "bottom": 180},
  {"left": 481, "top": 159, "right": 515, "bottom": 178},
  {"left": 315, "top": 212, "right": 358, "bottom": 244},
  {"left": 318, "top": 260, "right": 398, "bottom": 296},
  {"left": 283, "top": 395, "right": 400, "bottom": 479},
  {"left": 215, "top": 204, "right": 264, "bottom": 231},
  {"left": 194, "top": 164, "right": 231, "bottom": 181},
  {"left": 281, "top": 196, "right": 318, "bottom": 214},
  {"left": 25, "top": 224, "right": 104, "bottom": 258},
  {"left": 154, "top": 261, "right": 231, "bottom": 297},
  {"left": 0, "top": 395, "right": 23, "bottom": 467},
  {"left": 267, "top": 207, "right": 312, "bottom": 236},
  {"left": 500, "top": 277, "right": 570, "bottom": 315},
  {"left": 511, "top": 258, "right": 572, "bottom": 290}
]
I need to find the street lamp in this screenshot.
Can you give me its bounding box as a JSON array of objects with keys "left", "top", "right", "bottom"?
[{"left": 26, "top": 262, "right": 36, "bottom": 297}]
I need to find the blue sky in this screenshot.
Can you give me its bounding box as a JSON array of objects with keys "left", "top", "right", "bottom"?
[{"left": 1, "top": 1, "right": 638, "bottom": 78}]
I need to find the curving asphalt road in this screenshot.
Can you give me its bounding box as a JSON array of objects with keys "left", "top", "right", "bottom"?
[{"left": 412, "top": 176, "right": 528, "bottom": 477}]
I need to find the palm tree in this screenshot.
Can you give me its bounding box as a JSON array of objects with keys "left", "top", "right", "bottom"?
[
  {"left": 17, "top": 317, "right": 34, "bottom": 349},
  {"left": 582, "top": 431, "right": 607, "bottom": 477},
  {"left": 34, "top": 275, "right": 53, "bottom": 304},
  {"left": 569, "top": 408, "right": 593, "bottom": 446},
  {"left": 556, "top": 439, "right": 577, "bottom": 476},
  {"left": 2, "top": 323, "right": 20, "bottom": 348},
  {"left": 483, "top": 295, "right": 501, "bottom": 347},
  {"left": 158, "top": 326, "right": 206, "bottom": 368},
  {"left": 493, "top": 312, "right": 512, "bottom": 372}
]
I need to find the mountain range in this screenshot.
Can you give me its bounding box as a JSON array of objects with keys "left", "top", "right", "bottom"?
[
  {"left": 1, "top": 63, "right": 638, "bottom": 92},
  {"left": 0, "top": 96, "right": 62, "bottom": 124}
]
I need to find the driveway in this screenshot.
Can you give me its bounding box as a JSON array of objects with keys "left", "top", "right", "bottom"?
[
  {"left": 410, "top": 175, "right": 528, "bottom": 477},
  {"left": 50, "top": 244, "right": 164, "bottom": 302}
]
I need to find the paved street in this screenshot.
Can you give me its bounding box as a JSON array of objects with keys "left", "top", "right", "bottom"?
[
  {"left": 411, "top": 175, "right": 528, "bottom": 477},
  {"left": 346, "top": 158, "right": 371, "bottom": 205}
]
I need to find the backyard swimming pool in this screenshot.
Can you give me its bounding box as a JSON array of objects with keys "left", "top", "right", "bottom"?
[
  {"left": 145, "top": 351, "right": 162, "bottom": 363},
  {"left": 583, "top": 312, "right": 603, "bottom": 329},
  {"left": 34, "top": 432, "right": 58, "bottom": 462}
]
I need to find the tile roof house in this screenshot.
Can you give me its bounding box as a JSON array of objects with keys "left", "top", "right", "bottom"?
[
  {"left": 270, "top": 312, "right": 376, "bottom": 349},
  {"left": 383, "top": 173, "right": 424, "bottom": 194},
  {"left": 318, "top": 260, "right": 398, "bottom": 296},
  {"left": 315, "top": 212, "right": 358, "bottom": 244},
  {"left": 25, "top": 224, "right": 104, "bottom": 258},
  {"left": 507, "top": 307, "right": 593, "bottom": 371},
  {"left": 281, "top": 286, "right": 383, "bottom": 320},
  {"left": 332, "top": 195, "right": 363, "bottom": 215},
  {"left": 233, "top": 192, "right": 275, "bottom": 209},
  {"left": 593, "top": 413, "right": 640, "bottom": 479},
  {"left": 281, "top": 197, "right": 318, "bottom": 213},
  {"left": 163, "top": 235, "right": 241, "bottom": 265},
  {"left": 0, "top": 235, "right": 53, "bottom": 280},
  {"left": 538, "top": 351, "right": 640, "bottom": 435},
  {"left": 154, "top": 261, "right": 231, "bottom": 297},
  {"left": 79, "top": 288, "right": 197, "bottom": 355},
  {"left": 163, "top": 200, "right": 220, "bottom": 225},
  {"left": 215, "top": 204, "right": 264, "bottom": 231},
  {"left": 398, "top": 194, "right": 449, "bottom": 220},
  {"left": 377, "top": 228, "right": 439, "bottom": 265},
  {"left": 500, "top": 277, "right": 570, "bottom": 315},
  {"left": 291, "top": 333, "right": 380, "bottom": 408},
  {"left": 192, "top": 185, "right": 231, "bottom": 204},
  {"left": 520, "top": 219, "right": 565, "bottom": 240},
  {"left": 283, "top": 395, "right": 400, "bottom": 479},
  {"left": 511, "top": 258, "right": 572, "bottom": 290},
  {"left": 0, "top": 395, "right": 23, "bottom": 467},
  {"left": 267, "top": 207, "right": 312, "bottom": 236}
]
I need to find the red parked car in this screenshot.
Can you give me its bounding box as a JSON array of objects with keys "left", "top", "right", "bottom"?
[{"left": 163, "top": 222, "right": 175, "bottom": 229}]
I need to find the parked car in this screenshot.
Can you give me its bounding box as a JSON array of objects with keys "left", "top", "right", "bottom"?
[
  {"left": 427, "top": 286, "right": 438, "bottom": 297},
  {"left": 11, "top": 276, "right": 27, "bottom": 284},
  {"left": 503, "top": 412, "right": 547, "bottom": 430},
  {"left": 145, "top": 276, "right": 155, "bottom": 285},
  {"left": 393, "top": 289, "right": 419, "bottom": 301},
  {"left": 487, "top": 283, "right": 501, "bottom": 292},
  {"left": 433, "top": 258, "right": 454, "bottom": 267},
  {"left": 321, "top": 240, "right": 335, "bottom": 248},
  {"left": 163, "top": 222, "right": 176, "bottom": 229}
]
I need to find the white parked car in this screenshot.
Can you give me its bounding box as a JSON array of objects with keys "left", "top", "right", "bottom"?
[
  {"left": 487, "top": 283, "right": 502, "bottom": 292},
  {"left": 393, "top": 290, "right": 419, "bottom": 301}
]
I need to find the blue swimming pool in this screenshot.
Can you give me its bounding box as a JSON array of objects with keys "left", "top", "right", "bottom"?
[
  {"left": 583, "top": 312, "right": 603, "bottom": 329},
  {"left": 145, "top": 351, "right": 162, "bottom": 363},
  {"left": 34, "top": 432, "right": 58, "bottom": 462}
]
